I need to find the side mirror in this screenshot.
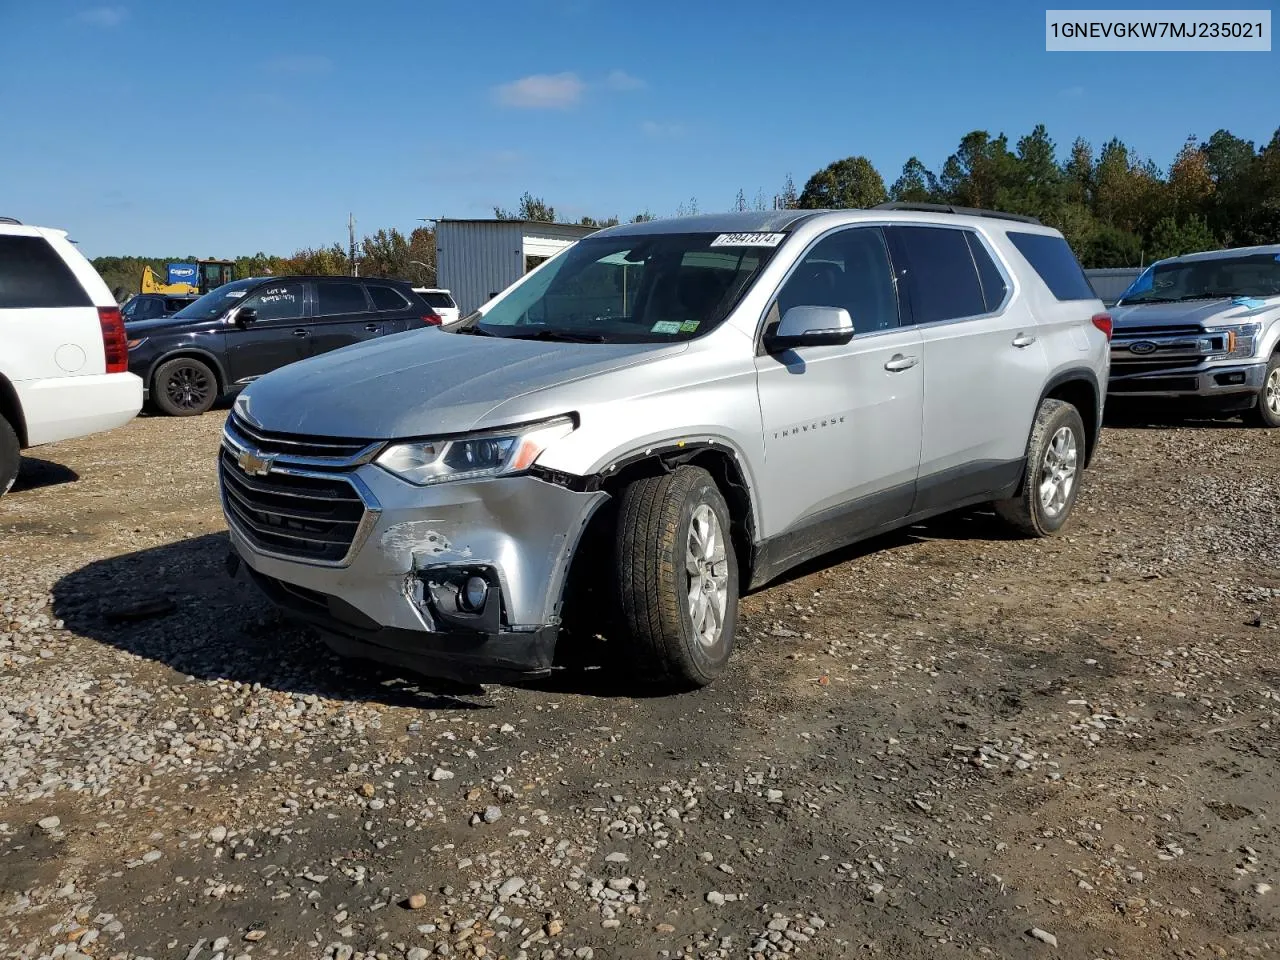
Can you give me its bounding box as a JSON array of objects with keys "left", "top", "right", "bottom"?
[
  {"left": 764, "top": 305, "right": 855, "bottom": 352},
  {"left": 234, "top": 307, "right": 258, "bottom": 327}
]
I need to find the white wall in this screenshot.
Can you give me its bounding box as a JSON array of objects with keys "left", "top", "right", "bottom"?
[{"left": 437, "top": 221, "right": 599, "bottom": 316}]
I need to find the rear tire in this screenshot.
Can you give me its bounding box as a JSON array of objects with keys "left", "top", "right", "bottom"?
[
  {"left": 0, "top": 416, "right": 19, "bottom": 496},
  {"left": 614, "top": 465, "right": 739, "bottom": 690},
  {"left": 995, "top": 398, "right": 1086, "bottom": 537},
  {"left": 1244, "top": 354, "right": 1280, "bottom": 428},
  {"left": 152, "top": 357, "right": 218, "bottom": 416}
]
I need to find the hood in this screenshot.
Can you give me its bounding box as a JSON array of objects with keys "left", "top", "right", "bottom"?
[
  {"left": 1113, "top": 296, "right": 1280, "bottom": 329},
  {"left": 124, "top": 315, "right": 218, "bottom": 334},
  {"left": 237, "top": 328, "right": 685, "bottom": 439}
]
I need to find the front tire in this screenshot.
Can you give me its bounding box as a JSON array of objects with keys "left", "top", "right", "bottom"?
[
  {"left": 615, "top": 465, "right": 739, "bottom": 690},
  {"left": 1244, "top": 354, "right": 1280, "bottom": 428},
  {"left": 0, "top": 416, "right": 19, "bottom": 496},
  {"left": 995, "top": 398, "right": 1086, "bottom": 537},
  {"left": 152, "top": 357, "right": 218, "bottom": 416}
]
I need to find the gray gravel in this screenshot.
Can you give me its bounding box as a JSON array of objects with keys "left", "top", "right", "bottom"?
[{"left": 2, "top": 412, "right": 1279, "bottom": 959}]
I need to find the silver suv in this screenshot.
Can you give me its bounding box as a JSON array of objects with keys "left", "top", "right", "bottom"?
[
  {"left": 1109, "top": 244, "right": 1280, "bottom": 426},
  {"left": 220, "top": 205, "right": 1111, "bottom": 689}
]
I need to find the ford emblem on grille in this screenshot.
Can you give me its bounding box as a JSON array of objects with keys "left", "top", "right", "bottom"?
[
  {"left": 236, "top": 450, "right": 275, "bottom": 476},
  {"left": 1128, "top": 340, "right": 1159, "bottom": 355}
]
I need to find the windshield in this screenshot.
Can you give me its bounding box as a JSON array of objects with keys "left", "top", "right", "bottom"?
[
  {"left": 471, "top": 232, "right": 786, "bottom": 342},
  {"left": 170, "top": 278, "right": 261, "bottom": 320},
  {"left": 1119, "top": 252, "right": 1280, "bottom": 304}
]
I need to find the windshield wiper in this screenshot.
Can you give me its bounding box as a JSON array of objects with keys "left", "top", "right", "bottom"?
[{"left": 499, "top": 329, "right": 609, "bottom": 343}]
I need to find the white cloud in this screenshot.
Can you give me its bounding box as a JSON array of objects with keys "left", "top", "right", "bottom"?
[
  {"left": 641, "top": 120, "right": 683, "bottom": 139},
  {"left": 605, "top": 69, "right": 645, "bottom": 91},
  {"left": 74, "top": 5, "right": 127, "bottom": 27},
  {"left": 493, "top": 73, "right": 585, "bottom": 109},
  {"left": 264, "top": 54, "right": 333, "bottom": 75},
  {"left": 1060, "top": 84, "right": 1086, "bottom": 99}
]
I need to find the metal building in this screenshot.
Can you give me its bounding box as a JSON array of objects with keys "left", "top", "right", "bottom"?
[
  {"left": 435, "top": 219, "right": 599, "bottom": 316},
  {"left": 1085, "top": 267, "right": 1143, "bottom": 306}
]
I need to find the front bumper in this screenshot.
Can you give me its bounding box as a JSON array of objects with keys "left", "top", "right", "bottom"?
[
  {"left": 221, "top": 456, "right": 608, "bottom": 684},
  {"left": 1107, "top": 360, "right": 1267, "bottom": 399}
]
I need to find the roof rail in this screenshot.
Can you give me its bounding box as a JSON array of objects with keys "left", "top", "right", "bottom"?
[
  {"left": 871, "top": 202, "right": 1042, "bottom": 226},
  {"left": 0, "top": 216, "right": 22, "bottom": 225}
]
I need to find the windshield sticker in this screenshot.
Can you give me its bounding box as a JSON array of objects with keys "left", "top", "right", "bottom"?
[
  {"left": 651, "top": 320, "right": 682, "bottom": 334},
  {"left": 709, "top": 232, "right": 786, "bottom": 248},
  {"left": 679, "top": 320, "right": 700, "bottom": 333},
  {"left": 225, "top": 290, "right": 247, "bottom": 298}
]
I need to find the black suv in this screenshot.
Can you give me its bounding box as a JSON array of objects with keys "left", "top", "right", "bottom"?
[
  {"left": 125, "top": 276, "right": 439, "bottom": 416},
  {"left": 122, "top": 293, "right": 200, "bottom": 321}
]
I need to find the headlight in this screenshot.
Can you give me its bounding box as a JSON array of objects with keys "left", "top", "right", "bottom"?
[
  {"left": 376, "top": 416, "right": 575, "bottom": 486},
  {"left": 1207, "top": 322, "right": 1261, "bottom": 358},
  {"left": 126, "top": 337, "right": 148, "bottom": 350}
]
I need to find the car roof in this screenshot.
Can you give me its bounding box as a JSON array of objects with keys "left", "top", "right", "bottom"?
[
  {"left": 591, "top": 207, "right": 1062, "bottom": 240},
  {"left": 236, "top": 275, "right": 416, "bottom": 284},
  {"left": 1151, "top": 243, "right": 1280, "bottom": 267}
]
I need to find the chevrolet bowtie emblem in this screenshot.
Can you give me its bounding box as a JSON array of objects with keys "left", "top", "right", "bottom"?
[{"left": 236, "top": 450, "right": 274, "bottom": 476}]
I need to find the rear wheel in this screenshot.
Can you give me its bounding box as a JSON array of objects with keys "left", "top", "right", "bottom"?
[
  {"left": 0, "top": 416, "right": 19, "bottom": 496},
  {"left": 1244, "top": 354, "right": 1280, "bottom": 428},
  {"left": 153, "top": 357, "right": 218, "bottom": 416},
  {"left": 995, "top": 398, "right": 1086, "bottom": 537},
  {"left": 614, "top": 465, "right": 739, "bottom": 690}
]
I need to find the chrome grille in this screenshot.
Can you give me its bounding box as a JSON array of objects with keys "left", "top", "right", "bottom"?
[
  {"left": 1114, "top": 324, "right": 1203, "bottom": 338},
  {"left": 219, "top": 449, "right": 375, "bottom": 565},
  {"left": 226, "top": 411, "right": 381, "bottom": 465}
]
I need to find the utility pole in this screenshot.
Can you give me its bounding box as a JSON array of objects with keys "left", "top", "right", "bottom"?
[{"left": 348, "top": 213, "right": 358, "bottom": 277}]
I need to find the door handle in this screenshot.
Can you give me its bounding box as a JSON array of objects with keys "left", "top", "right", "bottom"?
[
  {"left": 883, "top": 354, "right": 919, "bottom": 372},
  {"left": 364, "top": 323, "right": 379, "bottom": 333},
  {"left": 1012, "top": 333, "right": 1037, "bottom": 348},
  {"left": 292, "top": 328, "right": 309, "bottom": 337}
]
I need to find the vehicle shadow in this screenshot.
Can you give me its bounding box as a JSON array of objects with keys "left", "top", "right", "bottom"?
[
  {"left": 12, "top": 457, "right": 79, "bottom": 492},
  {"left": 51, "top": 532, "right": 491, "bottom": 710},
  {"left": 1103, "top": 402, "right": 1250, "bottom": 430}
]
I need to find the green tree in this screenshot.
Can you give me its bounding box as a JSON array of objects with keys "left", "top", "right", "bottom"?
[
  {"left": 777, "top": 173, "right": 798, "bottom": 210},
  {"left": 797, "top": 156, "right": 887, "bottom": 209},
  {"left": 1147, "top": 214, "right": 1217, "bottom": 261},
  {"left": 1165, "top": 135, "right": 1214, "bottom": 219},
  {"left": 889, "top": 157, "right": 939, "bottom": 203},
  {"left": 939, "top": 131, "right": 1019, "bottom": 209},
  {"left": 495, "top": 192, "right": 556, "bottom": 222}
]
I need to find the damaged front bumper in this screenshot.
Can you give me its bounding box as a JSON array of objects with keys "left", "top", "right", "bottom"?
[{"left": 221, "top": 458, "right": 607, "bottom": 685}]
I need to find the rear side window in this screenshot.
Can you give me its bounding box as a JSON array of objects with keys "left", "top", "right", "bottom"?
[
  {"left": 890, "top": 226, "right": 986, "bottom": 324},
  {"left": 0, "top": 235, "right": 92, "bottom": 309},
  {"left": 316, "top": 281, "right": 370, "bottom": 316},
  {"left": 1007, "top": 231, "right": 1095, "bottom": 301},
  {"left": 420, "top": 291, "right": 456, "bottom": 309},
  {"left": 367, "top": 284, "right": 411, "bottom": 311},
  {"left": 966, "top": 233, "right": 1009, "bottom": 312}
]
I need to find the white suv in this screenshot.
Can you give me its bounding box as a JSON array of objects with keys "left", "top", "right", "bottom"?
[{"left": 0, "top": 219, "right": 144, "bottom": 493}]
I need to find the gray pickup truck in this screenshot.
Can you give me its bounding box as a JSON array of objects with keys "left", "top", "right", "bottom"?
[{"left": 1108, "top": 245, "right": 1280, "bottom": 426}]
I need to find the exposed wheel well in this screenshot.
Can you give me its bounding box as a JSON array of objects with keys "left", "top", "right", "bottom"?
[
  {"left": 1044, "top": 377, "right": 1098, "bottom": 465},
  {"left": 598, "top": 445, "right": 757, "bottom": 584},
  {"left": 0, "top": 373, "right": 27, "bottom": 448},
  {"left": 150, "top": 352, "right": 226, "bottom": 397}
]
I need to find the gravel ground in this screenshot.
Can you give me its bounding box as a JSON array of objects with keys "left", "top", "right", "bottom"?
[{"left": 1, "top": 410, "right": 1278, "bottom": 960}]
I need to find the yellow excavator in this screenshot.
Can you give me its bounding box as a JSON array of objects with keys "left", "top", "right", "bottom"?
[{"left": 140, "top": 259, "right": 235, "bottom": 296}]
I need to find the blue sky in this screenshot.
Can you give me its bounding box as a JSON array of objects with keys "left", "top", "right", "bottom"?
[{"left": 1, "top": 1, "right": 1276, "bottom": 257}]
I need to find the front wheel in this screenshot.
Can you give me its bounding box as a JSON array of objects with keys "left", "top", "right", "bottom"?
[
  {"left": 995, "top": 398, "right": 1086, "bottom": 537},
  {"left": 1244, "top": 354, "right": 1280, "bottom": 428},
  {"left": 152, "top": 357, "right": 218, "bottom": 416},
  {"left": 614, "top": 465, "right": 739, "bottom": 690}
]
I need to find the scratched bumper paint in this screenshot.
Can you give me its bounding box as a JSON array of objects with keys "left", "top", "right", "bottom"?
[{"left": 227, "top": 466, "right": 608, "bottom": 633}]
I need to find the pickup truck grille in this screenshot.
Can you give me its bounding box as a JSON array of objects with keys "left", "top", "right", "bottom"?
[
  {"left": 219, "top": 449, "right": 371, "bottom": 564},
  {"left": 1115, "top": 324, "right": 1203, "bottom": 338},
  {"left": 226, "top": 412, "right": 380, "bottom": 465}
]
